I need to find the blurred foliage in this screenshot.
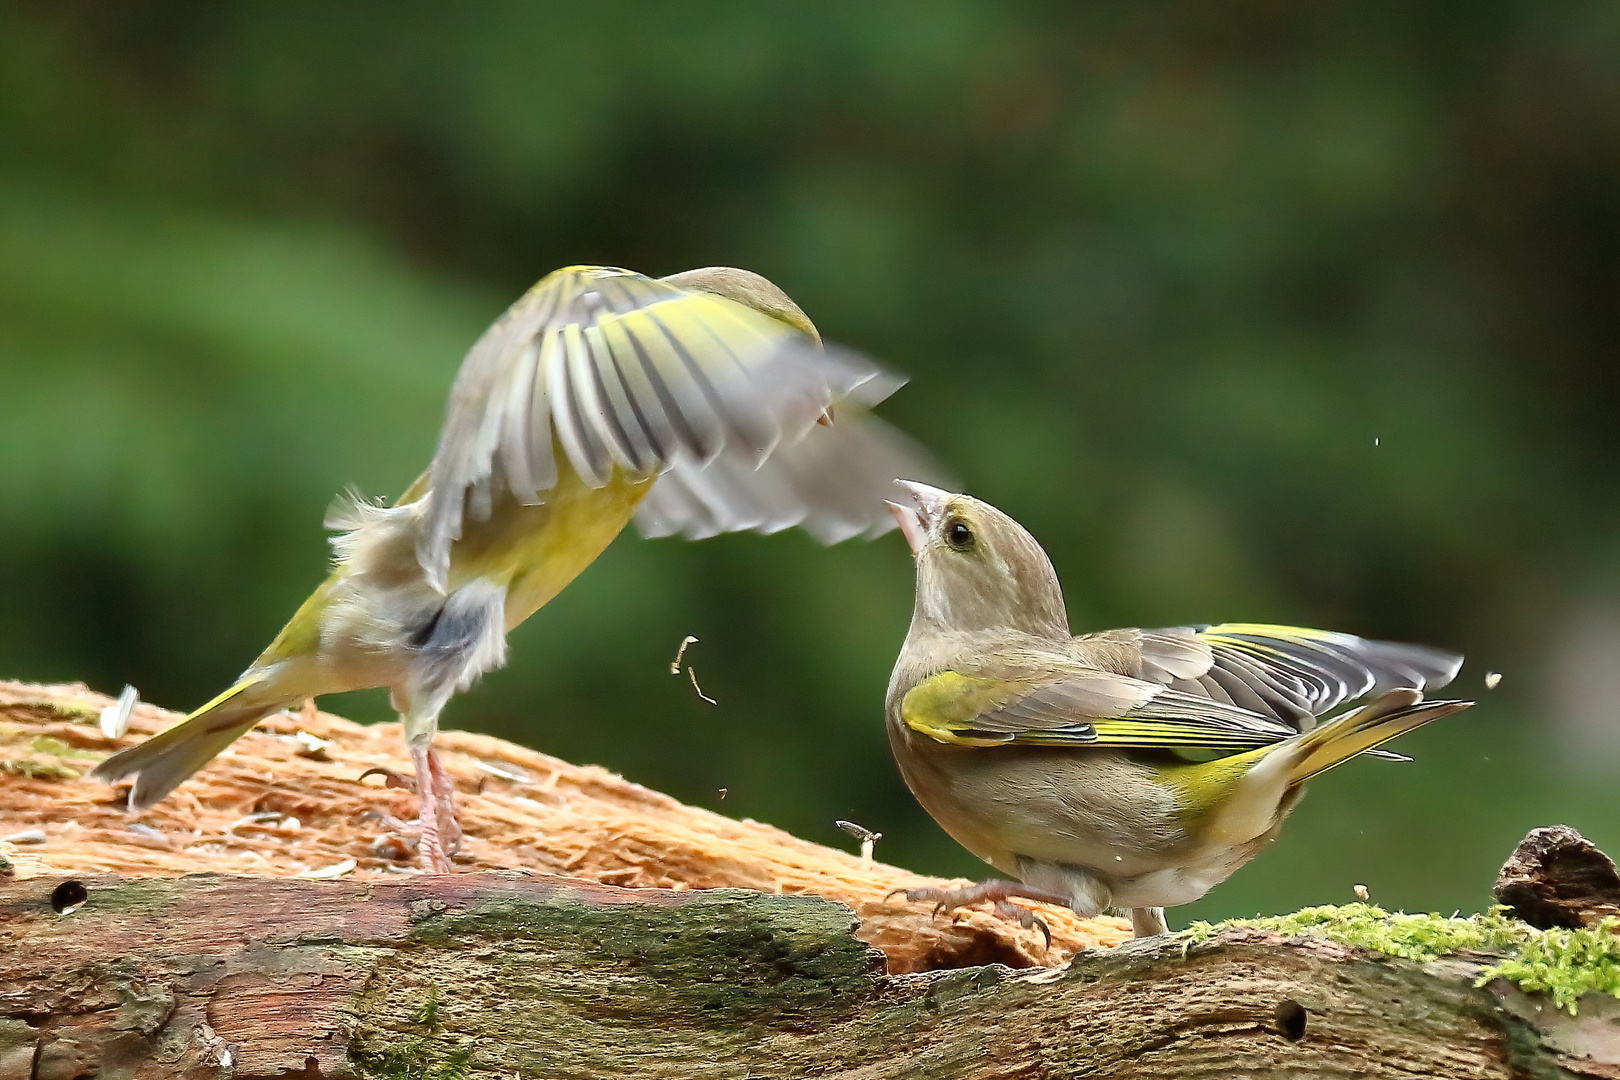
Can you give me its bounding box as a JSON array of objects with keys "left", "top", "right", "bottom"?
[{"left": 2, "top": 2, "right": 1619, "bottom": 924}]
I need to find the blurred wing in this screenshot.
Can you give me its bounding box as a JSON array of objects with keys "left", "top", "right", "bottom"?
[
  {"left": 635, "top": 408, "right": 951, "bottom": 544},
  {"left": 417, "top": 265, "right": 901, "bottom": 589},
  {"left": 1076, "top": 622, "right": 1464, "bottom": 734},
  {"left": 899, "top": 667, "right": 1298, "bottom": 751}
]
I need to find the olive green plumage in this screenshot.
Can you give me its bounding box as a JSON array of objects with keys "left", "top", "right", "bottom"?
[
  {"left": 884, "top": 481, "right": 1471, "bottom": 937},
  {"left": 93, "top": 265, "right": 941, "bottom": 871}
]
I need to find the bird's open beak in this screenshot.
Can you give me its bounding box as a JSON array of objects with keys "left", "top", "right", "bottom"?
[{"left": 885, "top": 479, "right": 953, "bottom": 554}]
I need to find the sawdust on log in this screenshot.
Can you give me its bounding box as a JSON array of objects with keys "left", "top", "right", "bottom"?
[{"left": 0, "top": 680, "right": 1129, "bottom": 972}]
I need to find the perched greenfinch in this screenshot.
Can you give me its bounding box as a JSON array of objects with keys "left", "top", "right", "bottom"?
[
  {"left": 883, "top": 481, "right": 1470, "bottom": 938},
  {"left": 93, "top": 265, "right": 939, "bottom": 871}
]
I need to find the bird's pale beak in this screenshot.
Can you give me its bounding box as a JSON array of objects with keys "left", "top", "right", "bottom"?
[
  {"left": 887, "top": 479, "right": 954, "bottom": 554},
  {"left": 885, "top": 500, "right": 926, "bottom": 553}
]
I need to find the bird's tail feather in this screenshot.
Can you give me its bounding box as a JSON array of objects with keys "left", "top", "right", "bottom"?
[
  {"left": 1286, "top": 688, "right": 1472, "bottom": 786},
  {"left": 90, "top": 673, "right": 296, "bottom": 811}
]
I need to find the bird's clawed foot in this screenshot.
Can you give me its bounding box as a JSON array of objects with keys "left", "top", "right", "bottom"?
[
  {"left": 1129, "top": 906, "right": 1169, "bottom": 939},
  {"left": 887, "top": 879, "right": 1073, "bottom": 948},
  {"left": 361, "top": 752, "right": 461, "bottom": 873},
  {"left": 359, "top": 767, "right": 416, "bottom": 791}
]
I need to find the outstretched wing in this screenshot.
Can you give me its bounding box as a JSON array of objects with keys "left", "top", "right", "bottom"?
[{"left": 417, "top": 265, "right": 921, "bottom": 589}]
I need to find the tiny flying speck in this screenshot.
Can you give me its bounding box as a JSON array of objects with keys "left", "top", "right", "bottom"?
[
  {"left": 1354, "top": 884, "right": 1370, "bottom": 900},
  {"left": 717, "top": 787, "right": 728, "bottom": 800},
  {"left": 1374, "top": 437, "right": 1380, "bottom": 446},
  {"left": 1485, "top": 671, "right": 1503, "bottom": 690}
]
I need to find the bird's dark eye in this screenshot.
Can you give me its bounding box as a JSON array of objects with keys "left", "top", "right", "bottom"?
[{"left": 945, "top": 519, "right": 975, "bottom": 551}]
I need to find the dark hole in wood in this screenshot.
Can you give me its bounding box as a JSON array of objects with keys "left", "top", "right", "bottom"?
[
  {"left": 50, "top": 880, "right": 87, "bottom": 914},
  {"left": 1275, "top": 998, "right": 1307, "bottom": 1042}
]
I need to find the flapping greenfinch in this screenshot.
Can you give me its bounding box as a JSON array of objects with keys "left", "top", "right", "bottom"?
[
  {"left": 93, "top": 265, "right": 940, "bottom": 871},
  {"left": 883, "top": 481, "right": 1470, "bottom": 938}
]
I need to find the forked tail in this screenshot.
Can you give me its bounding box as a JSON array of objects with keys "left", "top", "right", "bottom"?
[
  {"left": 90, "top": 673, "right": 298, "bottom": 811},
  {"left": 1286, "top": 687, "right": 1473, "bottom": 785}
]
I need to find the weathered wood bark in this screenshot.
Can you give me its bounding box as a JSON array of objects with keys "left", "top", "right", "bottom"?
[
  {"left": 1496, "top": 826, "right": 1620, "bottom": 931},
  {"left": 4, "top": 681, "right": 1619, "bottom": 1077},
  {"left": 0, "top": 681, "right": 1129, "bottom": 972},
  {"left": 3, "top": 870, "right": 1618, "bottom": 1079}
]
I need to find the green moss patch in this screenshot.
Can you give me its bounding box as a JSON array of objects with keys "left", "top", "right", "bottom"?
[
  {"left": 1481, "top": 917, "right": 1620, "bottom": 1014},
  {"left": 1184, "top": 902, "right": 1528, "bottom": 962},
  {"left": 1184, "top": 903, "right": 1620, "bottom": 1014},
  {"left": 0, "top": 733, "right": 102, "bottom": 780},
  {"left": 349, "top": 1039, "right": 472, "bottom": 1080}
]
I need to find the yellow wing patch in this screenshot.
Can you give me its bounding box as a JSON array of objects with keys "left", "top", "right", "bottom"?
[
  {"left": 1198, "top": 623, "right": 1339, "bottom": 655},
  {"left": 900, "top": 671, "right": 1028, "bottom": 747},
  {"left": 901, "top": 669, "right": 1287, "bottom": 752},
  {"left": 1088, "top": 719, "right": 1274, "bottom": 749}
]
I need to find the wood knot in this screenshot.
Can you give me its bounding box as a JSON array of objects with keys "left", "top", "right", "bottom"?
[
  {"left": 50, "top": 879, "right": 88, "bottom": 914},
  {"left": 1274, "top": 998, "right": 1307, "bottom": 1042}
]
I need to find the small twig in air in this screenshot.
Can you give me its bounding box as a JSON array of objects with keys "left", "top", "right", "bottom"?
[
  {"left": 717, "top": 787, "right": 728, "bottom": 800},
  {"left": 687, "top": 667, "right": 716, "bottom": 705},
  {"left": 670, "top": 635, "right": 699, "bottom": 675},
  {"left": 836, "top": 819, "right": 882, "bottom": 864}
]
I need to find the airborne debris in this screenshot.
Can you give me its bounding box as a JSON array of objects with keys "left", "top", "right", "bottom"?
[
  {"left": 836, "top": 819, "right": 882, "bottom": 863},
  {"left": 99, "top": 685, "right": 138, "bottom": 739},
  {"left": 669, "top": 635, "right": 716, "bottom": 703},
  {"left": 1485, "top": 671, "right": 1503, "bottom": 690},
  {"left": 1354, "top": 884, "right": 1371, "bottom": 900},
  {"left": 670, "top": 635, "right": 699, "bottom": 674},
  {"left": 717, "top": 787, "right": 728, "bottom": 800},
  {"left": 687, "top": 666, "right": 717, "bottom": 705}
]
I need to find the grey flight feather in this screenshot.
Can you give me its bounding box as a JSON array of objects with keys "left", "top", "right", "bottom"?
[
  {"left": 636, "top": 409, "right": 949, "bottom": 544},
  {"left": 416, "top": 266, "right": 927, "bottom": 590}
]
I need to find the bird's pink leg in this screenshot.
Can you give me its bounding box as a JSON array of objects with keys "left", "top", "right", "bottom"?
[{"left": 410, "top": 744, "right": 460, "bottom": 873}]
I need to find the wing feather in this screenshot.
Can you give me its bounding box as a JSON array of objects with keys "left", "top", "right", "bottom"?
[
  {"left": 900, "top": 666, "right": 1297, "bottom": 751},
  {"left": 1102, "top": 622, "right": 1464, "bottom": 733},
  {"left": 415, "top": 265, "right": 936, "bottom": 589}
]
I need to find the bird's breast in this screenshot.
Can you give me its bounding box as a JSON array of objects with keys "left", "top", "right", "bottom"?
[{"left": 446, "top": 467, "right": 657, "bottom": 629}]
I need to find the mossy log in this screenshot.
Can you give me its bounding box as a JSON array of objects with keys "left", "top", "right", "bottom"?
[
  {"left": 3, "top": 870, "right": 1619, "bottom": 1079},
  {"left": 4, "top": 681, "right": 1620, "bottom": 1077}
]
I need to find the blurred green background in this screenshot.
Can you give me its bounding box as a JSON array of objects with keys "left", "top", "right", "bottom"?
[{"left": 3, "top": 3, "right": 1618, "bottom": 925}]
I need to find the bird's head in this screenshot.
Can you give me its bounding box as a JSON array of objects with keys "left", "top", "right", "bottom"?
[
  {"left": 660, "top": 267, "right": 821, "bottom": 343},
  {"left": 886, "top": 481, "right": 1069, "bottom": 638}
]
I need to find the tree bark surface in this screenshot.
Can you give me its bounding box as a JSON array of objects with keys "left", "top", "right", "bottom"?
[{"left": 6, "top": 869, "right": 1616, "bottom": 1080}]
